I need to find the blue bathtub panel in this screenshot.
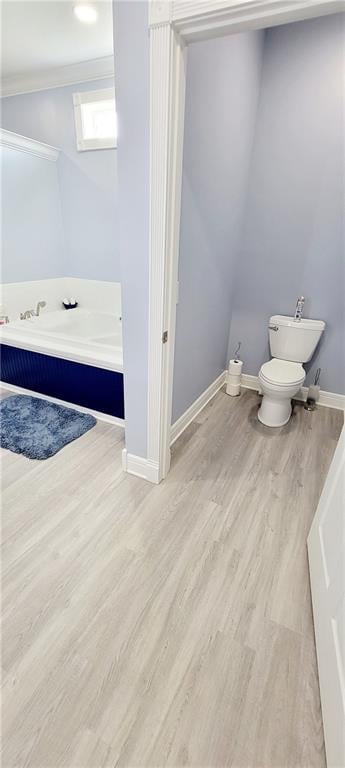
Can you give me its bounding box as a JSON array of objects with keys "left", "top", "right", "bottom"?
[{"left": 0, "top": 344, "right": 124, "bottom": 419}]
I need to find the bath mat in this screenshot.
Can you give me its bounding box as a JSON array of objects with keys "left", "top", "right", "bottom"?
[{"left": 0, "top": 395, "right": 96, "bottom": 460}]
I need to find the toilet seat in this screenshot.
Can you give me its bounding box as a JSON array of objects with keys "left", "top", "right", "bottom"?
[{"left": 260, "top": 358, "right": 305, "bottom": 387}]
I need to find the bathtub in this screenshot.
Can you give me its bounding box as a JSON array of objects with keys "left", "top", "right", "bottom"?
[
  {"left": 0, "top": 308, "right": 124, "bottom": 419},
  {"left": 0, "top": 308, "right": 123, "bottom": 371}
]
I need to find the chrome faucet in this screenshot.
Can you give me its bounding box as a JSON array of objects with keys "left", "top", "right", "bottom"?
[
  {"left": 294, "top": 296, "right": 305, "bottom": 322},
  {"left": 20, "top": 301, "right": 47, "bottom": 320},
  {"left": 35, "top": 300, "right": 47, "bottom": 316},
  {"left": 20, "top": 309, "right": 35, "bottom": 320}
]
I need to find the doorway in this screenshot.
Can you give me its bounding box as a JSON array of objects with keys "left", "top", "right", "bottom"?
[{"left": 146, "top": 0, "right": 344, "bottom": 482}]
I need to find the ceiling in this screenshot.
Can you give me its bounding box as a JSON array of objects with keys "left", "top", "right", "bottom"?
[{"left": 1, "top": 0, "right": 114, "bottom": 79}]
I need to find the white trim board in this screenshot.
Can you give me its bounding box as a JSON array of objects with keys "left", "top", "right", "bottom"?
[
  {"left": 171, "top": 0, "right": 344, "bottom": 39},
  {"left": 0, "top": 128, "right": 59, "bottom": 161},
  {"left": 124, "top": 370, "right": 225, "bottom": 477},
  {"left": 240, "top": 373, "right": 345, "bottom": 411},
  {"left": 0, "top": 381, "right": 125, "bottom": 428},
  {"left": 169, "top": 370, "right": 345, "bottom": 452},
  {"left": 170, "top": 370, "right": 226, "bottom": 445},
  {"left": 307, "top": 423, "right": 345, "bottom": 768},
  {"left": 1, "top": 56, "right": 115, "bottom": 98},
  {"left": 122, "top": 449, "right": 160, "bottom": 484},
  {"left": 128, "top": 363, "right": 344, "bottom": 482}
]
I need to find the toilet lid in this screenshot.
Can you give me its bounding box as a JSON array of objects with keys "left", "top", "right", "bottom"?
[{"left": 260, "top": 359, "right": 305, "bottom": 385}]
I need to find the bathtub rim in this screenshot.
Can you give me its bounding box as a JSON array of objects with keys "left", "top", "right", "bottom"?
[{"left": 0, "top": 334, "right": 123, "bottom": 373}]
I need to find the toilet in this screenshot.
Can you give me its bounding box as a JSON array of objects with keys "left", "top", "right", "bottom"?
[{"left": 258, "top": 315, "right": 325, "bottom": 427}]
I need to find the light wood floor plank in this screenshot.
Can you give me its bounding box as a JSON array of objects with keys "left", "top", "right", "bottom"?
[{"left": 1, "top": 387, "right": 342, "bottom": 767}]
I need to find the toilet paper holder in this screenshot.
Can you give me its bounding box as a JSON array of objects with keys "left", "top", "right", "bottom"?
[
  {"left": 234, "top": 341, "right": 241, "bottom": 359},
  {"left": 227, "top": 344, "right": 243, "bottom": 397}
]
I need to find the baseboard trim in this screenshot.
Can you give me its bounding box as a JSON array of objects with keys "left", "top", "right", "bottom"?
[
  {"left": 240, "top": 373, "right": 345, "bottom": 411},
  {"left": 240, "top": 373, "right": 262, "bottom": 393},
  {"left": 122, "top": 369, "right": 344, "bottom": 483},
  {"left": 170, "top": 371, "right": 226, "bottom": 445},
  {"left": 0, "top": 380, "right": 125, "bottom": 427},
  {"left": 124, "top": 369, "right": 229, "bottom": 480},
  {"left": 122, "top": 448, "right": 160, "bottom": 484}
]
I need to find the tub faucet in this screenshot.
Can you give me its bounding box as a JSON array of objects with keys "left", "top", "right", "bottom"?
[
  {"left": 35, "top": 300, "right": 47, "bottom": 316},
  {"left": 294, "top": 296, "right": 305, "bottom": 322},
  {"left": 20, "top": 309, "right": 35, "bottom": 320}
]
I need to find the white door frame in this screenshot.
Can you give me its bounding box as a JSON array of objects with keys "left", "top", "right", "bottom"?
[
  {"left": 308, "top": 423, "right": 345, "bottom": 767},
  {"left": 147, "top": 0, "right": 344, "bottom": 483}
]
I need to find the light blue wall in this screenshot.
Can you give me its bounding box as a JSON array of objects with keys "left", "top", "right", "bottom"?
[
  {"left": 113, "top": 0, "right": 149, "bottom": 457},
  {"left": 228, "top": 14, "right": 345, "bottom": 393},
  {"left": 1, "top": 147, "right": 64, "bottom": 283},
  {"left": 1, "top": 78, "right": 119, "bottom": 282},
  {"left": 172, "top": 31, "right": 264, "bottom": 422},
  {"left": 112, "top": 8, "right": 344, "bottom": 460}
]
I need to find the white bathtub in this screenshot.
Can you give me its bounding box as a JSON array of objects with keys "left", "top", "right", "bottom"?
[{"left": 0, "top": 308, "right": 123, "bottom": 372}]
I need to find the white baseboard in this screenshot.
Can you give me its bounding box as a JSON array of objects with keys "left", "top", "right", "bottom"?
[
  {"left": 0, "top": 380, "right": 125, "bottom": 427},
  {"left": 122, "top": 448, "right": 160, "bottom": 484},
  {"left": 240, "top": 373, "right": 345, "bottom": 411},
  {"left": 123, "top": 368, "right": 344, "bottom": 485},
  {"left": 170, "top": 371, "right": 226, "bottom": 445},
  {"left": 169, "top": 369, "right": 344, "bottom": 452},
  {"left": 240, "top": 373, "right": 262, "bottom": 393}
]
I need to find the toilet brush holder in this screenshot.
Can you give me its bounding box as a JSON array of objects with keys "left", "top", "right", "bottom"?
[{"left": 304, "top": 384, "right": 320, "bottom": 411}]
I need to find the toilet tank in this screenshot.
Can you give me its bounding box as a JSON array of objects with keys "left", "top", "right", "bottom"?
[{"left": 269, "top": 315, "right": 325, "bottom": 363}]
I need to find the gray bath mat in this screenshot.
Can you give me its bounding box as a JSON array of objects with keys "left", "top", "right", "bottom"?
[{"left": 0, "top": 395, "right": 96, "bottom": 460}]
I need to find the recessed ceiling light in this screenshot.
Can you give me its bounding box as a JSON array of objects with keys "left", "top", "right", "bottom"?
[{"left": 74, "top": 4, "right": 98, "bottom": 24}]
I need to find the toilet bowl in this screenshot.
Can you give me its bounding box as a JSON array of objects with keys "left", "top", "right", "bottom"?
[
  {"left": 258, "top": 359, "right": 305, "bottom": 427},
  {"left": 257, "top": 314, "right": 325, "bottom": 428}
]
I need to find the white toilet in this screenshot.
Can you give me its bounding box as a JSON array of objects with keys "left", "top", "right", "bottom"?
[{"left": 258, "top": 315, "right": 325, "bottom": 427}]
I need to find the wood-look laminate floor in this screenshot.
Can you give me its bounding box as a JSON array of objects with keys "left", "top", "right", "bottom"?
[{"left": 1, "top": 388, "right": 343, "bottom": 768}]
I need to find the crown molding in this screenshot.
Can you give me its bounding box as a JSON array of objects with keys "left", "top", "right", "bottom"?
[
  {"left": 0, "top": 129, "right": 59, "bottom": 161},
  {"left": 1, "top": 55, "right": 115, "bottom": 98},
  {"left": 171, "top": 0, "right": 345, "bottom": 38}
]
